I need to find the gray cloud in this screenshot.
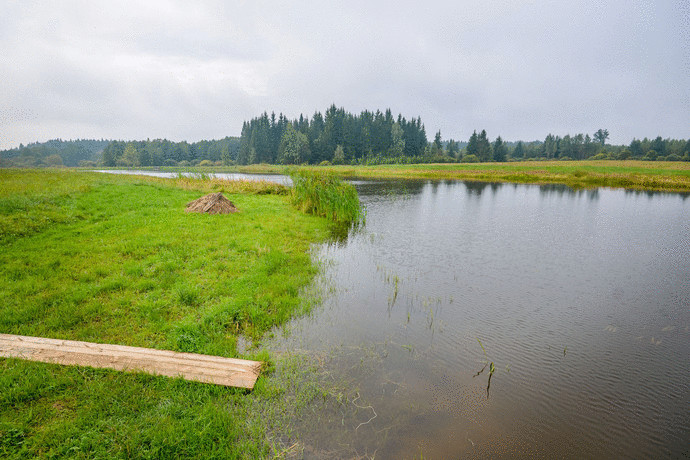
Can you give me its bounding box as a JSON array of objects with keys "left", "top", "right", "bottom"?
[{"left": 1, "top": 0, "right": 687, "bottom": 150}]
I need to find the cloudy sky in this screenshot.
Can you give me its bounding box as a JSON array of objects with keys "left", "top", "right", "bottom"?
[{"left": 1, "top": 0, "right": 688, "bottom": 150}]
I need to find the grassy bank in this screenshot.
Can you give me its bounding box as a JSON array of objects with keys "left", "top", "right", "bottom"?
[
  {"left": 0, "top": 169, "right": 337, "bottom": 458},
  {"left": 323, "top": 161, "right": 690, "bottom": 192},
  {"left": 144, "top": 160, "right": 690, "bottom": 192}
]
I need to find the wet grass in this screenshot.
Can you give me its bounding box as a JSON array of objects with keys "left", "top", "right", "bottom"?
[{"left": 0, "top": 169, "right": 338, "bottom": 458}]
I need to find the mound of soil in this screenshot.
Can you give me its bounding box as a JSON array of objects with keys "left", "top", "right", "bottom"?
[{"left": 185, "top": 192, "right": 239, "bottom": 214}]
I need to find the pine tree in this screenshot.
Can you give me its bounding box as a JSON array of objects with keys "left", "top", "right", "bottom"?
[
  {"left": 432, "top": 130, "right": 443, "bottom": 155},
  {"left": 477, "top": 130, "right": 492, "bottom": 162},
  {"left": 513, "top": 141, "right": 524, "bottom": 159},
  {"left": 466, "top": 131, "right": 479, "bottom": 158},
  {"left": 447, "top": 139, "right": 459, "bottom": 158},
  {"left": 492, "top": 136, "right": 507, "bottom": 162}
]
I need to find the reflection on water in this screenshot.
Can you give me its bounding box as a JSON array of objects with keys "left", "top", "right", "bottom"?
[{"left": 271, "top": 180, "right": 690, "bottom": 459}]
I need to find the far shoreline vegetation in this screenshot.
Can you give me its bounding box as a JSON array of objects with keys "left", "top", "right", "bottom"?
[{"left": 1, "top": 105, "right": 688, "bottom": 191}]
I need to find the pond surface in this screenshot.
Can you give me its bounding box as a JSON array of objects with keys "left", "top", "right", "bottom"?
[
  {"left": 269, "top": 180, "right": 689, "bottom": 458},
  {"left": 92, "top": 169, "right": 292, "bottom": 185}
]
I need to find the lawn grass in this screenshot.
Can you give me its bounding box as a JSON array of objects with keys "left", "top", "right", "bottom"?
[
  {"left": 151, "top": 160, "right": 690, "bottom": 192},
  {"left": 0, "top": 169, "right": 337, "bottom": 458}
]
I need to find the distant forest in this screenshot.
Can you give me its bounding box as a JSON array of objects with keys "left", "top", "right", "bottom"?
[
  {"left": 99, "top": 137, "right": 240, "bottom": 168},
  {"left": 0, "top": 138, "right": 240, "bottom": 168},
  {"left": 1, "top": 105, "right": 688, "bottom": 167},
  {"left": 0, "top": 139, "right": 110, "bottom": 167}
]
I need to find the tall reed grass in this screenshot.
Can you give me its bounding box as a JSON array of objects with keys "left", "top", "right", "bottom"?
[{"left": 289, "top": 170, "right": 363, "bottom": 225}]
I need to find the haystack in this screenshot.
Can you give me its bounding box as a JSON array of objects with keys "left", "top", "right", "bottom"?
[{"left": 185, "top": 192, "right": 239, "bottom": 214}]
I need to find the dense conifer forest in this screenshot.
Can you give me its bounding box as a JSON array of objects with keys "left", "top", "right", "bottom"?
[{"left": 1, "top": 105, "right": 688, "bottom": 167}]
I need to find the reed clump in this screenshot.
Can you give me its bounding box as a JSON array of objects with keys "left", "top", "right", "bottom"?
[{"left": 289, "top": 170, "right": 363, "bottom": 225}]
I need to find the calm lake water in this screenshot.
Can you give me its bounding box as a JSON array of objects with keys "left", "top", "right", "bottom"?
[
  {"left": 268, "top": 180, "right": 689, "bottom": 459},
  {"left": 98, "top": 170, "right": 688, "bottom": 458}
]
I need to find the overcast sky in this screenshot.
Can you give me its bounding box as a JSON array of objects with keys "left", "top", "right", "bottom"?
[{"left": 1, "top": 0, "right": 688, "bottom": 150}]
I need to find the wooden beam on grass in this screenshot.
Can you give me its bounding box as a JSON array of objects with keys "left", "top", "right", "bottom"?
[{"left": 0, "top": 333, "right": 262, "bottom": 390}]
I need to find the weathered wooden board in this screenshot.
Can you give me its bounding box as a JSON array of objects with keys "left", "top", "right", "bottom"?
[{"left": 0, "top": 334, "right": 262, "bottom": 389}]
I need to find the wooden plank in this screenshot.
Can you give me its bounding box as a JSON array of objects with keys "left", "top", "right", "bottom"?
[{"left": 0, "top": 334, "right": 262, "bottom": 389}]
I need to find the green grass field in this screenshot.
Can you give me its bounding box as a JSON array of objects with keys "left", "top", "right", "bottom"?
[{"left": 0, "top": 169, "right": 338, "bottom": 458}]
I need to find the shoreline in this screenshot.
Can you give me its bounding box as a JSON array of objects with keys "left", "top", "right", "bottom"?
[{"left": 82, "top": 160, "right": 690, "bottom": 193}]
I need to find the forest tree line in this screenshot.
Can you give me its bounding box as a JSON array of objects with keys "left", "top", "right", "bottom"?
[
  {"left": 0, "top": 138, "right": 240, "bottom": 168},
  {"left": 238, "top": 105, "right": 430, "bottom": 165},
  {"left": 503, "top": 131, "right": 690, "bottom": 162},
  {"left": 99, "top": 137, "right": 240, "bottom": 167},
  {"left": 0, "top": 139, "right": 109, "bottom": 167},
  {"left": 2, "top": 107, "right": 689, "bottom": 167},
  {"left": 237, "top": 107, "right": 689, "bottom": 164}
]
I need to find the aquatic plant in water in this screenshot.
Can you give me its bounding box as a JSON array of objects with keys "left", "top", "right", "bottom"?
[
  {"left": 289, "top": 169, "right": 364, "bottom": 227},
  {"left": 473, "top": 338, "right": 496, "bottom": 398}
]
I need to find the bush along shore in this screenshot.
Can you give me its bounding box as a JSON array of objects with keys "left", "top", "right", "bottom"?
[{"left": 0, "top": 169, "right": 360, "bottom": 458}]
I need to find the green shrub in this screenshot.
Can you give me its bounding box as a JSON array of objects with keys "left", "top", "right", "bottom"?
[
  {"left": 461, "top": 154, "right": 479, "bottom": 163},
  {"left": 618, "top": 149, "right": 632, "bottom": 160}
]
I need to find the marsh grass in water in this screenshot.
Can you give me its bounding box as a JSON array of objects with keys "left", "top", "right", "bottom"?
[
  {"left": 0, "top": 169, "right": 336, "bottom": 458},
  {"left": 289, "top": 169, "right": 364, "bottom": 230},
  {"left": 473, "top": 338, "right": 497, "bottom": 398}
]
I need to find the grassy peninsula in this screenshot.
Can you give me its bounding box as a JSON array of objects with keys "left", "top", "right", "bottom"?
[
  {"left": 204, "top": 160, "right": 690, "bottom": 193},
  {"left": 0, "top": 169, "right": 344, "bottom": 458}
]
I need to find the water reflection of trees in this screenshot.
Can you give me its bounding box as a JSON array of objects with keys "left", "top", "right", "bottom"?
[
  {"left": 538, "top": 183, "right": 599, "bottom": 200},
  {"left": 463, "top": 181, "right": 494, "bottom": 195},
  {"left": 459, "top": 180, "right": 605, "bottom": 200},
  {"left": 624, "top": 189, "right": 690, "bottom": 201},
  {"left": 355, "top": 180, "right": 427, "bottom": 197},
  {"left": 357, "top": 178, "right": 689, "bottom": 202},
  {"left": 359, "top": 178, "right": 690, "bottom": 204}
]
